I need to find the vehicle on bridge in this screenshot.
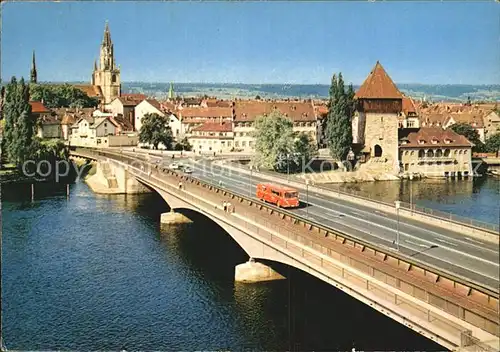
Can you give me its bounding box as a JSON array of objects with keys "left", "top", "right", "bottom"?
[{"left": 256, "top": 183, "right": 299, "bottom": 208}]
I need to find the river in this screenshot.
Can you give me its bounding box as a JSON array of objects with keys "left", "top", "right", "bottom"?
[{"left": 2, "top": 181, "right": 446, "bottom": 351}]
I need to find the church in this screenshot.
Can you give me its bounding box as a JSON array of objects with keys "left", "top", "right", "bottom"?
[{"left": 31, "top": 21, "right": 122, "bottom": 106}]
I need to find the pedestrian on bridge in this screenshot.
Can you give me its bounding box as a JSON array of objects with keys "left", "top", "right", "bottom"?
[
  {"left": 223, "top": 201, "right": 227, "bottom": 212},
  {"left": 178, "top": 181, "right": 183, "bottom": 190}
]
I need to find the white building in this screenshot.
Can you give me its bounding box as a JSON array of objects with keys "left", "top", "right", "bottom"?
[{"left": 134, "top": 99, "right": 182, "bottom": 139}]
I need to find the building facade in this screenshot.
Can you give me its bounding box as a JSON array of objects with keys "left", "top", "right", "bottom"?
[
  {"left": 232, "top": 100, "right": 318, "bottom": 152},
  {"left": 399, "top": 127, "right": 473, "bottom": 178},
  {"left": 188, "top": 121, "right": 234, "bottom": 153}
]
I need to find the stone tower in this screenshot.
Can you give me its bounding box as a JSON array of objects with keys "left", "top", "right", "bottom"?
[
  {"left": 92, "top": 21, "right": 121, "bottom": 104},
  {"left": 30, "top": 50, "right": 37, "bottom": 83},
  {"left": 355, "top": 61, "right": 403, "bottom": 173}
]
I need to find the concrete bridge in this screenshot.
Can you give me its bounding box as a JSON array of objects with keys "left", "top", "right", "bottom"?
[{"left": 72, "top": 148, "right": 499, "bottom": 352}]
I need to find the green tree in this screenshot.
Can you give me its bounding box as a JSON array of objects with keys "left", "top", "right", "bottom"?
[
  {"left": 139, "top": 113, "right": 174, "bottom": 150},
  {"left": 325, "top": 73, "right": 353, "bottom": 160},
  {"left": 3, "top": 77, "right": 37, "bottom": 165},
  {"left": 174, "top": 137, "right": 192, "bottom": 151},
  {"left": 450, "top": 123, "right": 485, "bottom": 152},
  {"left": 253, "top": 111, "right": 317, "bottom": 173},
  {"left": 29, "top": 83, "right": 98, "bottom": 108},
  {"left": 485, "top": 133, "right": 500, "bottom": 154}
]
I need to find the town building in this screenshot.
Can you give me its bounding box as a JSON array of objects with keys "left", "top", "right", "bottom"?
[
  {"left": 29, "top": 101, "right": 62, "bottom": 139},
  {"left": 105, "top": 94, "right": 146, "bottom": 128},
  {"left": 188, "top": 121, "right": 234, "bottom": 153},
  {"left": 69, "top": 115, "right": 137, "bottom": 148},
  {"left": 134, "top": 99, "right": 182, "bottom": 139},
  {"left": 176, "top": 106, "right": 233, "bottom": 137},
  {"left": 354, "top": 61, "right": 402, "bottom": 173},
  {"left": 483, "top": 110, "right": 500, "bottom": 140},
  {"left": 399, "top": 127, "right": 473, "bottom": 178},
  {"left": 232, "top": 100, "right": 318, "bottom": 151}
]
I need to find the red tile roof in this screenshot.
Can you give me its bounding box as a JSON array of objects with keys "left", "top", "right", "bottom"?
[
  {"left": 178, "top": 107, "right": 233, "bottom": 119},
  {"left": 121, "top": 93, "right": 147, "bottom": 101},
  {"left": 355, "top": 61, "right": 403, "bottom": 100},
  {"left": 402, "top": 96, "right": 417, "bottom": 115},
  {"left": 192, "top": 121, "right": 233, "bottom": 133},
  {"left": 29, "top": 101, "right": 51, "bottom": 114},
  {"left": 445, "top": 113, "right": 485, "bottom": 128},
  {"left": 74, "top": 85, "right": 103, "bottom": 98},
  {"left": 400, "top": 127, "right": 472, "bottom": 148},
  {"left": 234, "top": 100, "right": 316, "bottom": 122}
]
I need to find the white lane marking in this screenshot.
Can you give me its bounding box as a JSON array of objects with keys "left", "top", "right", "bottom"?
[
  {"left": 210, "top": 164, "right": 500, "bottom": 254},
  {"left": 435, "top": 238, "right": 458, "bottom": 247},
  {"left": 192, "top": 164, "right": 500, "bottom": 265},
  {"left": 307, "top": 198, "right": 498, "bottom": 267},
  {"left": 151, "top": 165, "right": 499, "bottom": 284},
  {"left": 405, "top": 240, "right": 428, "bottom": 248},
  {"left": 465, "top": 237, "right": 484, "bottom": 245},
  {"left": 293, "top": 208, "right": 500, "bottom": 283}
]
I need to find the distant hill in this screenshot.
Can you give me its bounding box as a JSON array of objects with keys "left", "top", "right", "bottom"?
[
  {"left": 3, "top": 81, "right": 499, "bottom": 103},
  {"left": 121, "top": 82, "right": 500, "bottom": 103}
]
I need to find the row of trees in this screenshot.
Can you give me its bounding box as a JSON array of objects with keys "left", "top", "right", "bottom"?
[
  {"left": 29, "top": 83, "right": 99, "bottom": 108},
  {"left": 2, "top": 77, "right": 69, "bottom": 176},
  {"left": 325, "top": 73, "right": 356, "bottom": 160}
]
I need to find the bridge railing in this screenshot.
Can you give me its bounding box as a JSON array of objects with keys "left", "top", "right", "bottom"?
[
  {"left": 224, "top": 161, "right": 500, "bottom": 234},
  {"left": 75, "top": 148, "right": 499, "bottom": 294},
  {"left": 73, "top": 149, "right": 500, "bottom": 343}
]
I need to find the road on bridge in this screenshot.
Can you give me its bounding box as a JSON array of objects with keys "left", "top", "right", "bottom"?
[{"left": 126, "top": 151, "right": 500, "bottom": 291}]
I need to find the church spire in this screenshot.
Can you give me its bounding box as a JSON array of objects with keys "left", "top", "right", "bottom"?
[
  {"left": 30, "top": 50, "right": 37, "bottom": 84},
  {"left": 103, "top": 20, "right": 112, "bottom": 47},
  {"left": 168, "top": 82, "right": 175, "bottom": 100}
]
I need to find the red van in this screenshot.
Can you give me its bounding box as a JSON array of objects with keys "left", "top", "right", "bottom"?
[{"left": 256, "top": 183, "right": 299, "bottom": 208}]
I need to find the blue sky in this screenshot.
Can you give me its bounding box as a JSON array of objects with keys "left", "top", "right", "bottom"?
[{"left": 1, "top": 1, "right": 498, "bottom": 85}]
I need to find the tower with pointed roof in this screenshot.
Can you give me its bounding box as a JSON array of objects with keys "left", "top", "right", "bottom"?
[
  {"left": 354, "top": 61, "right": 403, "bottom": 173},
  {"left": 30, "top": 50, "right": 37, "bottom": 84},
  {"left": 168, "top": 82, "right": 175, "bottom": 100},
  {"left": 92, "top": 21, "right": 121, "bottom": 104}
]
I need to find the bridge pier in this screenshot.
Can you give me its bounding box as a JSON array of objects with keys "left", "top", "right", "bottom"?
[
  {"left": 235, "top": 258, "right": 285, "bottom": 283},
  {"left": 160, "top": 210, "right": 192, "bottom": 225}
]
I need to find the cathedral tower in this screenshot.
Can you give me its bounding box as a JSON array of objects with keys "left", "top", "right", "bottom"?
[
  {"left": 92, "top": 21, "right": 121, "bottom": 104},
  {"left": 30, "top": 50, "right": 37, "bottom": 83}
]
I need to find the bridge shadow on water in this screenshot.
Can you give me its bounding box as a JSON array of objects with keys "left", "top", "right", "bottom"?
[{"left": 154, "top": 203, "right": 445, "bottom": 352}]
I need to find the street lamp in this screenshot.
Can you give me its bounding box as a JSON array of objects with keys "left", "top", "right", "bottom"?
[
  {"left": 287, "top": 153, "right": 290, "bottom": 183},
  {"left": 249, "top": 164, "right": 253, "bottom": 197},
  {"left": 306, "top": 179, "right": 310, "bottom": 218},
  {"left": 394, "top": 200, "right": 401, "bottom": 250}
]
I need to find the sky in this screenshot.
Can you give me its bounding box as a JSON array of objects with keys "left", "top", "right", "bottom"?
[{"left": 1, "top": 1, "right": 499, "bottom": 85}]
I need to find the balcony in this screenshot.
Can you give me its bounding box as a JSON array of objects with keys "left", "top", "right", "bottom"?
[{"left": 418, "top": 157, "right": 455, "bottom": 162}]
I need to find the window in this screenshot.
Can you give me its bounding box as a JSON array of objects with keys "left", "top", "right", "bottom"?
[
  {"left": 427, "top": 150, "right": 434, "bottom": 157},
  {"left": 380, "top": 116, "right": 384, "bottom": 123},
  {"left": 408, "top": 121, "right": 415, "bottom": 128},
  {"left": 104, "top": 123, "right": 107, "bottom": 127},
  {"left": 242, "top": 141, "right": 247, "bottom": 147},
  {"left": 235, "top": 141, "right": 239, "bottom": 147},
  {"left": 418, "top": 150, "right": 425, "bottom": 158},
  {"left": 272, "top": 190, "right": 280, "bottom": 196},
  {"left": 444, "top": 149, "right": 450, "bottom": 157}
]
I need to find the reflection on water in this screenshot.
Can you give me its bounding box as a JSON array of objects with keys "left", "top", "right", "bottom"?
[
  {"left": 343, "top": 177, "right": 499, "bottom": 225},
  {"left": 2, "top": 181, "right": 443, "bottom": 351}
]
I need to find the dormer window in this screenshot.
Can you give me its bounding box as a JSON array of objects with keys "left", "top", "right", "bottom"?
[
  {"left": 418, "top": 140, "right": 425, "bottom": 145},
  {"left": 444, "top": 138, "right": 452, "bottom": 144},
  {"left": 431, "top": 139, "right": 438, "bottom": 144}
]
